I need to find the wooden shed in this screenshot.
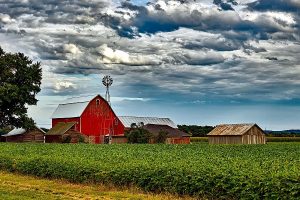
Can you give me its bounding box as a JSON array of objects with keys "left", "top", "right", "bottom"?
[
  {"left": 1, "top": 127, "right": 45, "bottom": 143},
  {"left": 143, "top": 124, "right": 191, "bottom": 144},
  {"left": 45, "top": 122, "right": 87, "bottom": 143},
  {"left": 207, "top": 124, "right": 266, "bottom": 144}
]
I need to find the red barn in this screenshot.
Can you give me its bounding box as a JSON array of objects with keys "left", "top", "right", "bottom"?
[{"left": 51, "top": 95, "right": 124, "bottom": 143}]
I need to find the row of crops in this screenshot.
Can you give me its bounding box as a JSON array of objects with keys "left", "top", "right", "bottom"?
[
  {"left": 191, "top": 137, "right": 300, "bottom": 143},
  {"left": 0, "top": 143, "right": 299, "bottom": 199}
]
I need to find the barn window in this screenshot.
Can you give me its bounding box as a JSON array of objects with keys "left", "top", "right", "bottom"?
[
  {"left": 96, "top": 99, "right": 100, "bottom": 106},
  {"left": 114, "top": 118, "right": 118, "bottom": 125}
]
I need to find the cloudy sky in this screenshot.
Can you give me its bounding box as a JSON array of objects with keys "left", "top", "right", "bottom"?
[{"left": 1, "top": 0, "right": 300, "bottom": 130}]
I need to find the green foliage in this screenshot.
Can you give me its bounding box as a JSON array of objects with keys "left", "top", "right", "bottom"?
[
  {"left": 154, "top": 131, "right": 168, "bottom": 143},
  {"left": 62, "top": 135, "right": 71, "bottom": 143},
  {"left": 0, "top": 46, "right": 42, "bottom": 129},
  {"left": 190, "top": 137, "right": 208, "bottom": 143},
  {"left": 267, "top": 137, "right": 300, "bottom": 142},
  {"left": 78, "top": 135, "right": 86, "bottom": 143},
  {"left": 125, "top": 126, "right": 152, "bottom": 143},
  {"left": 178, "top": 125, "right": 214, "bottom": 137},
  {"left": 0, "top": 127, "right": 12, "bottom": 135},
  {"left": 0, "top": 143, "right": 299, "bottom": 199}
]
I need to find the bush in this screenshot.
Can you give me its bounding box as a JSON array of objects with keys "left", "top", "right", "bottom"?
[
  {"left": 62, "top": 135, "right": 71, "bottom": 143},
  {"left": 125, "top": 127, "right": 152, "bottom": 143},
  {"left": 154, "top": 131, "right": 168, "bottom": 143}
]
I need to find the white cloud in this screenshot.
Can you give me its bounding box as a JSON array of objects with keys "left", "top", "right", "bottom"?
[
  {"left": 0, "top": 13, "right": 14, "bottom": 24},
  {"left": 97, "top": 44, "right": 161, "bottom": 66},
  {"left": 63, "top": 44, "right": 82, "bottom": 55},
  {"left": 54, "top": 81, "right": 76, "bottom": 91}
]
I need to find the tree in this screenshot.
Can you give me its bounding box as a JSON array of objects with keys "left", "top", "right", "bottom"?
[
  {"left": 0, "top": 46, "right": 42, "bottom": 129},
  {"left": 154, "top": 130, "right": 168, "bottom": 143},
  {"left": 177, "top": 125, "right": 214, "bottom": 137},
  {"left": 125, "top": 123, "right": 152, "bottom": 143}
]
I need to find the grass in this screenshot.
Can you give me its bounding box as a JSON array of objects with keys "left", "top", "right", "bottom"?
[{"left": 0, "top": 171, "right": 195, "bottom": 200}]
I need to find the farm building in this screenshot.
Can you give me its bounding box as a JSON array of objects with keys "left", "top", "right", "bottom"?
[
  {"left": 45, "top": 122, "right": 87, "bottom": 143},
  {"left": 51, "top": 95, "right": 124, "bottom": 144},
  {"left": 119, "top": 116, "right": 177, "bottom": 129},
  {"left": 143, "top": 124, "right": 191, "bottom": 144},
  {"left": 207, "top": 124, "right": 266, "bottom": 144},
  {"left": 104, "top": 135, "right": 128, "bottom": 144},
  {"left": 1, "top": 127, "right": 45, "bottom": 143}
]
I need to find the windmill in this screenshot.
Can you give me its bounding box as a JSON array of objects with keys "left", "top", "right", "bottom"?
[
  {"left": 102, "top": 75, "right": 114, "bottom": 144},
  {"left": 102, "top": 75, "right": 113, "bottom": 105}
]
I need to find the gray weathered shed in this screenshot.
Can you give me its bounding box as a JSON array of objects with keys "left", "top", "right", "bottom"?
[{"left": 207, "top": 124, "right": 266, "bottom": 144}]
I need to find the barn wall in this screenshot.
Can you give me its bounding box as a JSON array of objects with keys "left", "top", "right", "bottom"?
[
  {"left": 166, "top": 137, "right": 190, "bottom": 144},
  {"left": 45, "top": 135, "right": 62, "bottom": 143},
  {"left": 23, "top": 130, "right": 44, "bottom": 143},
  {"left": 45, "top": 130, "right": 87, "bottom": 143},
  {"left": 243, "top": 126, "right": 266, "bottom": 144},
  {"left": 208, "top": 136, "right": 243, "bottom": 144},
  {"left": 111, "top": 137, "right": 128, "bottom": 144},
  {"left": 52, "top": 118, "right": 81, "bottom": 132},
  {"left": 5, "top": 135, "right": 24, "bottom": 142},
  {"left": 242, "top": 135, "right": 266, "bottom": 144},
  {"left": 80, "top": 96, "right": 124, "bottom": 144},
  {"left": 5, "top": 130, "right": 44, "bottom": 143}
]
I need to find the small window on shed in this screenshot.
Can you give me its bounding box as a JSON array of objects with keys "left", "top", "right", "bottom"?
[{"left": 96, "top": 99, "right": 100, "bottom": 106}]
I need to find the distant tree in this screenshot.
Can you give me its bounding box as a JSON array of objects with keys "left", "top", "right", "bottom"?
[
  {"left": 178, "top": 125, "right": 214, "bottom": 137},
  {"left": 154, "top": 130, "right": 168, "bottom": 143},
  {"left": 126, "top": 123, "right": 152, "bottom": 143},
  {"left": 0, "top": 46, "right": 42, "bottom": 129},
  {"left": 0, "top": 127, "right": 12, "bottom": 135}
]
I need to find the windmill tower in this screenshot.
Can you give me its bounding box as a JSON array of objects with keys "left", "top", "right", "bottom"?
[{"left": 102, "top": 75, "right": 113, "bottom": 105}]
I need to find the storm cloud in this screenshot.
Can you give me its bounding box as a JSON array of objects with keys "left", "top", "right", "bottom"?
[{"left": 0, "top": 0, "right": 300, "bottom": 129}]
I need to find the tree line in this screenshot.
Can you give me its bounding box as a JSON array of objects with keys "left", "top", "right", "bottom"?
[{"left": 177, "top": 125, "right": 214, "bottom": 137}]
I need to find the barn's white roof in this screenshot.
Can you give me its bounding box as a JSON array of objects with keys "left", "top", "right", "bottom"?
[
  {"left": 119, "top": 116, "right": 177, "bottom": 128},
  {"left": 51, "top": 101, "right": 89, "bottom": 119},
  {"left": 2, "top": 127, "right": 45, "bottom": 137},
  {"left": 2, "top": 128, "right": 26, "bottom": 137}
]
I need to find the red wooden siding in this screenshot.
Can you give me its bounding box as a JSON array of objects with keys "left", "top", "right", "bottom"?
[
  {"left": 80, "top": 96, "right": 124, "bottom": 143},
  {"left": 52, "top": 95, "right": 125, "bottom": 144}
]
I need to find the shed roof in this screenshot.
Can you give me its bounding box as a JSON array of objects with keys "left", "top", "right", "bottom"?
[
  {"left": 207, "top": 124, "right": 257, "bottom": 136},
  {"left": 51, "top": 101, "right": 89, "bottom": 119},
  {"left": 143, "top": 124, "right": 190, "bottom": 138},
  {"left": 2, "top": 128, "right": 26, "bottom": 137},
  {"left": 119, "top": 116, "right": 177, "bottom": 128},
  {"left": 46, "top": 122, "right": 76, "bottom": 135},
  {"left": 2, "top": 127, "right": 45, "bottom": 137}
]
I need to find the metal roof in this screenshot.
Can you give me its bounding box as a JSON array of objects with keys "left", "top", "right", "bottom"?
[
  {"left": 207, "top": 124, "right": 256, "bottom": 136},
  {"left": 2, "top": 128, "right": 26, "bottom": 137},
  {"left": 2, "top": 127, "right": 45, "bottom": 137},
  {"left": 46, "top": 122, "right": 77, "bottom": 135},
  {"left": 51, "top": 101, "right": 89, "bottom": 119},
  {"left": 119, "top": 116, "right": 177, "bottom": 128}
]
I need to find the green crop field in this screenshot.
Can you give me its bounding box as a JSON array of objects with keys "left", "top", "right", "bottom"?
[{"left": 0, "top": 143, "right": 299, "bottom": 199}]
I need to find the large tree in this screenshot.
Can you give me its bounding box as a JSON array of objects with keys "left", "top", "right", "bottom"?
[{"left": 0, "top": 47, "right": 42, "bottom": 129}]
